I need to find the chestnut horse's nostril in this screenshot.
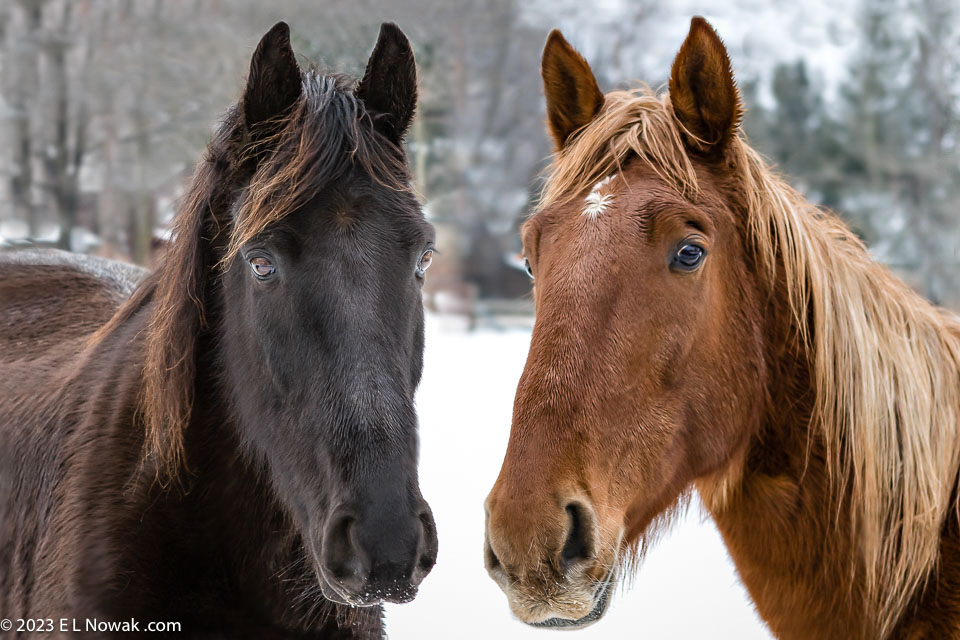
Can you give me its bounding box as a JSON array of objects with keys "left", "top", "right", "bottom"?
[
  {"left": 561, "top": 503, "right": 593, "bottom": 570},
  {"left": 485, "top": 538, "right": 503, "bottom": 573}
]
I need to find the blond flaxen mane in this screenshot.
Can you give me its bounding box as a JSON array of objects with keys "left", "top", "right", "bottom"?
[{"left": 541, "top": 85, "right": 960, "bottom": 636}]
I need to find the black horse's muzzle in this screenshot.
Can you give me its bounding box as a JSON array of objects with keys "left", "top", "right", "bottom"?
[{"left": 316, "top": 499, "right": 437, "bottom": 606}]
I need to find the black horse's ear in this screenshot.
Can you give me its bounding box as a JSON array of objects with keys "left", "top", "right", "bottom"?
[
  {"left": 541, "top": 30, "right": 604, "bottom": 151},
  {"left": 669, "top": 17, "right": 742, "bottom": 155},
  {"left": 356, "top": 22, "right": 417, "bottom": 144},
  {"left": 242, "top": 22, "right": 302, "bottom": 138}
]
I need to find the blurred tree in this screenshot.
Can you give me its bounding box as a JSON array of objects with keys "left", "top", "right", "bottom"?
[
  {"left": 0, "top": 0, "right": 957, "bottom": 308},
  {"left": 745, "top": 0, "right": 960, "bottom": 307},
  {"left": 839, "top": 0, "right": 960, "bottom": 305},
  {"left": 2, "top": 0, "right": 44, "bottom": 236}
]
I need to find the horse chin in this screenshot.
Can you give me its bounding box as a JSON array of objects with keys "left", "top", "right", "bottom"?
[
  {"left": 309, "top": 552, "right": 380, "bottom": 608},
  {"left": 528, "top": 571, "right": 616, "bottom": 630},
  {"left": 314, "top": 560, "right": 420, "bottom": 607},
  {"left": 317, "top": 573, "right": 384, "bottom": 608}
]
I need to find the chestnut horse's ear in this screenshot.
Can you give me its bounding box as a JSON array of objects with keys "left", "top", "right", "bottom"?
[
  {"left": 242, "top": 22, "right": 302, "bottom": 139},
  {"left": 669, "top": 17, "right": 742, "bottom": 154},
  {"left": 541, "top": 30, "right": 604, "bottom": 150},
  {"left": 356, "top": 23, "right": 417, "bottom": 144}
]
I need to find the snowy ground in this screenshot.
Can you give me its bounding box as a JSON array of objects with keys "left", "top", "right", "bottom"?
[{"left": 384, "top": 315, "right": 772, "bottom": 639}]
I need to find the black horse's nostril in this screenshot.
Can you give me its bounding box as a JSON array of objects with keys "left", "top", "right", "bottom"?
[
  {"left": 415, "top": 509, "right": 439, "bottom": 577},
  {"left": 561, "top": 502, "right": 593, "bottom": 570},
  {"left": 321, "top": 512, "right": 370, "bottom": 595}
]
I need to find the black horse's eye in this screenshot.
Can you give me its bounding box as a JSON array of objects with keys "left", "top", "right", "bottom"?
[
  {"left": 523, "top": 257, "right": 534, "bottom": 280},
  {"left": 249, "top": 256, "right": 276, "bottom": 280},
  {"left": 672, "top": 243, "right": 706, "bottom": 271},
  {"left": 416, "top": 249, "right": 434, "bottom": 278}
]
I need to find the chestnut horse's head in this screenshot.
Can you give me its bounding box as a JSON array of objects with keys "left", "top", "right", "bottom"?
[{"left": 484, "top": 18, "right": 769, "bottom": 627}]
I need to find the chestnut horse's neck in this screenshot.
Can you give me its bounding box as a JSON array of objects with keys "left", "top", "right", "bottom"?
[
  {"left": 695, "top": 167, "right": 960, "bottom": 638},
  {"left": 697, "top": 288, "right": 861, "bottom": 638}
]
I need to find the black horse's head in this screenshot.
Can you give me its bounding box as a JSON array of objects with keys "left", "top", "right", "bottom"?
[
  {"left": 223, "top": 22, "right": 437, "bottom": 606},
  {"left": 144, "top": 22, "right": 437, "bottom": 607}
]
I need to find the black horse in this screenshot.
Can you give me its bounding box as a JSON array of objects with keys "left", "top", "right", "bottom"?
[{"left": 0, "top": 22, "right": 436, "bottom": 639}]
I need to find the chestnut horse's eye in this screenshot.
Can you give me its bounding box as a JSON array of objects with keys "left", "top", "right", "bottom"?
[
  {"left": 523, "top": 257, "right": 534, "bottom": 280},
  {"left": 416, "top": 249, "right": 434, "bottom": 278},
  {"left": 249, "top": 256, "right": 276, "bottom": 280},
  {"left": 672, "top": 243, "right": 706, "bottom": 271}
]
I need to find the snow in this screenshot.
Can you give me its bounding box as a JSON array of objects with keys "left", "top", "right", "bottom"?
[
  {"left": 0, "top": 220, "right": 101, "bottom": 252},
  {"left": 384, "top": 315, "right": 772, "bottom": 639},
  {"left": 0, "top": 219, "right": 47, "bottom": 244}
]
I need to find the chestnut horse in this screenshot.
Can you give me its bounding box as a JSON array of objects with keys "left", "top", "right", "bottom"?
[
  {"left": 484, "top": 17, "right": 960, "bottom": 639},
  {"left": 0, "top": 23, "right": 437, "bottom": 639}
]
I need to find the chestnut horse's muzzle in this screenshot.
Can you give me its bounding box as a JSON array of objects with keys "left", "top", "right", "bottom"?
[{"left": 484, "top": 494, "right": 621, "bottom": 627}]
